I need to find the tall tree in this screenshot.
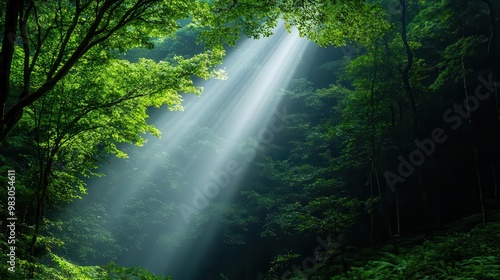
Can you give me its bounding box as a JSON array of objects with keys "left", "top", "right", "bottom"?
[
  {"left": 0, "top": 37, "right": 224, "bottom": 277},
  {"left": 0, "top": 0, "right": 226, "bottom": 141}
]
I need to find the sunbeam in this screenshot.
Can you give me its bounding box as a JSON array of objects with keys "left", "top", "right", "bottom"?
[
  {"left": 147, "top": 26, "right": 309, "bottom": 279},
  {"left": 64, "top": 23, "right": 312, "bottom": 279}
]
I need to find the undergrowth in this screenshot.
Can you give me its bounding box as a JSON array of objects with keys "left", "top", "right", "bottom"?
[
  {"left": 269, "top": 219, "right": 500, "bottom": 279},
  {"left": 331, "top": 220, "right": 500, "bottom": 279},
  {"left": 0, "top": 252, "right": 171, "bottom": 280}
]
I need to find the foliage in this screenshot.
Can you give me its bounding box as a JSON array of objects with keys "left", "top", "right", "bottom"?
[
  {"left": 26, "top": 45, "right": 225, "bottom": 184},
  {"left": 332, "top": 221, "right": 500, "bottom": 280},
  {"left": 103, "top": 262, "right": 172, "bottom": 280},
  {"left": 237, "top": 79, "right": 360, "bottom": 240},
  {"left": 3, "top": 42, "right": 226, "bottom": 274},
  {"left": 0, "top": 0, "right": 398, "bottom": 141},
  {"left": 217, "top": 203, "right": 260, "bottom": 245},
  {"left": 196, "top": 0, "right": 390, "bottom": 46},
  {"left": 52, "top": 202, "right": 123, "bottom": 264},
  {"left": 0, "top": 0, "right": 214, "bottom": 139},
  {"left": 259, "top": 1, "right": 500, "bottom": 278},
  {"left": 281, "top": 1, "right": 391, "bottom": 46},
  {"left": 0, "top": 252, "right": 171, "bottom": 280},
  {"left": 124, "top": 26, "right": 207, "bottom": 63},
  {"left": 430, "top": 35, "right": 488, "bottom": 90}
]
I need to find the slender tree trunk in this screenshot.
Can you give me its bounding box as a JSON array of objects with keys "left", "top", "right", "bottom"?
[
  {"left": 370, "top": 174, "right": 375, "bottom": 249},
  {"left": 370, "top": 40, "right": 380, "bottom": 196},
  {"left": 395, "top": 193, "right": 400, "bottom": 236},
  {"left": 369, "top": 40, "right": 379, "bottom": 249},
  {"left": 389, "top": 192, "right": 400, "bottom": 253},
  {"left": 399, "top": 0, "right": 417, "bottom": 133},
  {"left": 436, "top": 186, "right": 441, "bottom": 228},
  {"left": 0, "top": 0, "right": 21, "bottom": 140},
  {"left": 390, "top": 105, "right": 396, "bottom": 128},
  {"left": 493, "top": 161, "right": 498, "bottom": 201},
  {"left": 28, "top": 96, "right": 53, "bottom": 277},
  {"left": 481, "top": 0, "right": 500, "bottom": 78},
  {"left": 474, "top": 156, "right": 487, "bottom": 226},
  {"left": 28, "top": 158, "right": 52, "bottom": 277},
  {"left": 461, "top": 44, "right": 487, "bottom": 226}
]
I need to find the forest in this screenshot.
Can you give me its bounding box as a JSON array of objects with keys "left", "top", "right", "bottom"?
[{"left": 0, "top": 0, "right": 499, "bottom": 279}]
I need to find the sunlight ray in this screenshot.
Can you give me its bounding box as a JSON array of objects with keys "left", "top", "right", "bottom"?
[
  {"left": 133, "top": 25, "right": 312, "bottom": 278},
  {"left": 67, "top": 22, "right": 312, "bottom": 279}
]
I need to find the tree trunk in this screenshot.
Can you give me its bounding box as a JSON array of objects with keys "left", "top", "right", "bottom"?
[
  {"left": 370, "top": 40, "right": 380, "bottom": 196},
  {"left": 461, "top": 46, "right": 487, "bottom": 226},
  {"left": 481, "top": 0, "right": 500, "bottom": 78},
  {"left": 395, "top": 193, "right": 400, "bottom": 237},
  {"left": 370, "top": 175, "right": 375, "bottom": 249},
  {"left": 369, "top": 40, "right": 379, "bottom": 249},
  {"left": 399, "top": 0, "right": 417, "bottom": 133},
  {"left": 493, "top": 161, "right": 498, "bottom": 201},
  {"left": 474, "top": 152, "right": 487, "bottom": 226},
  {"left": 0, "top": 0, "right": 21, "bottom": 140},
  {"left": 28, "top": 158, "right": 52, "bottom": 273}
]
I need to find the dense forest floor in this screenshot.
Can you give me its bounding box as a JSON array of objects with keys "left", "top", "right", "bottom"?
[{"left": 289, "top": 210, "right": 500, "bottom": 280}]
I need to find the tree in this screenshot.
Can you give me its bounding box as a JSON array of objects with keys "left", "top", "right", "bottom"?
[
  {"left": 23, "top": 49, "right": 223, "bottom": 265},
  {"left": 0, "top": 35, "right": 224, "bottom": 277},
  {"left": 0, "top": 0, "right": 216, "bottom": 141}
]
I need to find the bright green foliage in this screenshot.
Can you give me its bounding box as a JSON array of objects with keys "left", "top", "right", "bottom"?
[
  {"left": 125, "top": 26, "right": 207, "bottom": 63},
  {"left": 1, "top": 1, "right": 226, "bottom": 276},
  {"left": 17, "top": 46, "right": 225, "bottom": 207},
  {"left": 281, "top": 1, "right": 390, "bottom": 46},
  {"left": 194, "top": 0, "right": 281, "bottom": 46},
  {"left": 0, "top": 252, "right": 171, "bottom": 280},
  {"left": 196, "top": 0, "right": 390, "bottom": 46},
  {"left": 1, "top": 0, "right": 221, "bottom": 139},
  {"left": 103, "top": 262, "right": 172, "bottom": 280},
  {"left": 38, "top": 254, "right": 108, "bottom": 280}
]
